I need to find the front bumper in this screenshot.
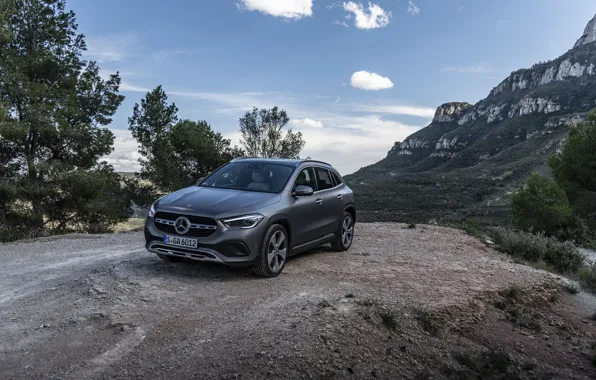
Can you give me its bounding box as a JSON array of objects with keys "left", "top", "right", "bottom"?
[{"left": 144, "top": 217, "right": 266, "bottom": 267}]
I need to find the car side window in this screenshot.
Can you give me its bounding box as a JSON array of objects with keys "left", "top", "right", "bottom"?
[
  {"left": 293, "top": 167, "right": 317, "bottom": 191},
  {"left": 314, "top": 168, "right": 333, "bottom": 191},
  {"left": 330, "top": 171, "right": 342, "bottom": 187}
]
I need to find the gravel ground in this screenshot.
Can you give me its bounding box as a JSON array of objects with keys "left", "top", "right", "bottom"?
[{"left": 1, "top": 223, "right": 594, "bottom": 380}]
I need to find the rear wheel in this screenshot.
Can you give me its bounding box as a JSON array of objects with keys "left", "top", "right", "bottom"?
[
  {"left": 331, "top": 211, "right": 354, "bottom": 251},
  {"left": 157, "top": 253, "right": 184, "bottom": 263},
  {"left": 253, "top": 224, "right": 288, "bottom": 278}
]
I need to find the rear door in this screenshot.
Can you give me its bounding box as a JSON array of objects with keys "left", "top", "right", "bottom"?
[
  {"left": 313, "top": 167, "right": 343, "bottom": 236},
  {"left": 288, "top": 167, "right": 325, "bottom": 247}
]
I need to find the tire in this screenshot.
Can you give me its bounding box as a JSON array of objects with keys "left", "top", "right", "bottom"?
[
  {"left": 253, "top": 224, "right": 288, "bottom": 278},
  {"left": 157, "top": 253, "right": 184, "bottom": 263},
  {"left": 331, "top": 211, "right": 355, "bottom": 252}
]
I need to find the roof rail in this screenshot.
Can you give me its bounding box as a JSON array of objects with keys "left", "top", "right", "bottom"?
[{"left": 300, "top": 159, "right": 332, "bottom": 166}]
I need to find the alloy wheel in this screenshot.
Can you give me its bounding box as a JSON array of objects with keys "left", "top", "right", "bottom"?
[
  {"left": 268, "top": 230, "right": 287, "bottom": 273},
  {"left": 342, "top": 215, "right": 354, "bottom": 247}
]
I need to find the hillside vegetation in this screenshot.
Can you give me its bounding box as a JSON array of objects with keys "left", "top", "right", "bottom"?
[{"left": 346, "top": 23, "right": 596, "bottom": 226}]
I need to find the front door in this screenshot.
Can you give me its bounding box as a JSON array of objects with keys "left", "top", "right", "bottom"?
[{"left": 288, "top": 167, "right": 325, "bottom": 248}]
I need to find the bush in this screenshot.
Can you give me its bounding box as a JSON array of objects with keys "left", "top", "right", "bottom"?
[
  {"left": 510, "top": 173, "right": 572, "bottom": 236},
  {"left": 543, "top": 238, "right": 585, "bottom": 273},
  {"left": 554, "top": 215, "right": 592, "bottom": 247},
  {"left": 490, "top": 227, "right": 547, "bottom": 262},
  {"left": 490, "top": 227, "right": 585, "bottom": 273},
  {"left": 579, "top": 264, "right": 596, "bottom": 292}
]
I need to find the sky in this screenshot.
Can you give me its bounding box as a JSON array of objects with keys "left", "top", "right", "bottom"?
[{"left": 69, "top": 0, "right": 596, "bottom": 175}]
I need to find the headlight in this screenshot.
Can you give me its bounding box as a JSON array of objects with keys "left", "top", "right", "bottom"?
[
  {"left": 221, "top": 214, "right": 264, "bottom": 229},
  {"left": 148, "top": 203, "right": 156, "bottom": 218}
]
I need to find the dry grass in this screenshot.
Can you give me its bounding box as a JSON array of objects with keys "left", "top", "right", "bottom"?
[{"left": 112, "top": 218, "right": 145, "bottom": 233}]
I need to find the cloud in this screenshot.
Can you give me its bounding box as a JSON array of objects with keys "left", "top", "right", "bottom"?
[
  {"left": 119, "top": 82, "right": 150, "bottom": 93},
  {"left": 332, "top": 20, "right": 350, "bottom": 28},
  {"left": 103, "top": 129, "right": 141, "bottom": 172},
  {"left": 343, "top": 2, "right": 391, "bottom": 29},
  {"left": 102, "top": 84, "right": 427, "bottom": 175},
  {"left": 291, "top": 118, "right": 324, "bottom": 128},
  {"left": 350, "top": 71, "right": 394, "bottom": 91},
  {"left": 407, "top": 0, "right": 420, "bottom": 15},
  {"left": 237, "top": 0, "right": 312, "bottom": 19},
  {"left": 459, "top": 6, "right": 463, "bottom": 12},
  {"left": 440, "top": 63, "right": 496, "bottom": 74},
  {"left": 358, "top": 104, "right": 435, "bottom": 118},
  {"left": 226, "top": 114, "right": 423, "bottom": 175},
  {"left": 85, "top": 34, "right": 136, "bottom": 62}
]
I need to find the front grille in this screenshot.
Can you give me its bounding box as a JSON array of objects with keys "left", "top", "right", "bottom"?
[
  {"left": 154, "top": 212, "right": 216, "bottom": 226},
  {"left": 153, "top": 212, "right": 217, "bottom": 238}
]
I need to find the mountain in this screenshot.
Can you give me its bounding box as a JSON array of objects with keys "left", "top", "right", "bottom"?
[{"left": 345, "top": 14, "right": 596, "bottom": 225}]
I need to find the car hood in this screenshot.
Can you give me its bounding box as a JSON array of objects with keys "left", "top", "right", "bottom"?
[{"left": 155, "top": 186, "right": 281, "bottom": 216}]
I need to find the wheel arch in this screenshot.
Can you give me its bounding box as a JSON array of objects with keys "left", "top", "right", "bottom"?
[
  {"left": 266, "top": 215, "right": 292, "bottom": 248},
  {"left": 344, "top": 204, "right": 356, "bottom": 223}
]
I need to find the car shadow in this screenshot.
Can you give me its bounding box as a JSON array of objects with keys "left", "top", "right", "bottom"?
[
  {"left": 125, "top": 245, "right": 336, "bottom": 281},
  {"left": 125, "top": 253, "right": 255, "bottom": 282}
]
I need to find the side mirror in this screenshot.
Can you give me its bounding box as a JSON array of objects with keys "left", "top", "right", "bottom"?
[
  {"left": 293, "top": 185, "right": 314, "bottom": 197},
  {"left": 196, "top": 177, "right": 205, "bottom": 186}
]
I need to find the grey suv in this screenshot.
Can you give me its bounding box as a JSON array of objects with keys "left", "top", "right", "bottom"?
[{"left": 144, "top": 158, "right": 356, "bottom": 277}]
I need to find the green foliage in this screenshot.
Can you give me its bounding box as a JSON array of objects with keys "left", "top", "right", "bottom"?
[
  {"left": 490, "top": 227, "right": 548, "bottom": 262},
  {"left": 0, "top": 0, "right": 128, "bottom": 240},
  {"left": 407, "top": 222, "right": 416, "bottom": 229},
  {"left": 490, "top": 227, "right": 586, "bottom": 273},
  {"left": 47, "top": 163, "right": 132, "bottom": 233},
  {"left": 549, "top": 111, "right": 596, "bottom": 222},
  {"left": 579, "top": 264, "right": 596, "bottom": 293},
  {"left": 127, "top": 87, "right": 244, "bottom": 203},
  {"left": 167, "top": 120, "right": 244, "bottom": 190},
  {"left": 510, "top": 173, "right": 573, "bottom": 235},
  {"left": 554, "top": 215, "right": 592, "bottom": 246},
  {"left": 239, "top": 107, "right": 305, "bottom": 159},
  {"left": 128, "top": 85, "right": 179, "bottom": 191}
]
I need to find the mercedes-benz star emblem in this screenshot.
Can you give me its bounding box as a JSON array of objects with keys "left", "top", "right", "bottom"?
[{"left": 174, "top": 217, "right": 191, "bottom": 235}]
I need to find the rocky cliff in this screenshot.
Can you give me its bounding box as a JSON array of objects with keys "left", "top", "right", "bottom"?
[{"left": 345, "top": 14, "right": 596, "bottom": 224}]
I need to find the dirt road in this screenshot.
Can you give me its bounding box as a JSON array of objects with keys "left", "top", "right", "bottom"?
[{"left": 1, "top": 224, "right": 595, "bottom": 379}]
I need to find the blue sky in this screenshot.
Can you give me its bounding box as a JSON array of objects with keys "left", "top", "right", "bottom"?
[{"left": 70, "top": 0, "right": 596, "bottom": 175}]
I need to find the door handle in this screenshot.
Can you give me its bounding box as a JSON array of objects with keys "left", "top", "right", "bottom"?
[
  {"left": 315, "top": 199, "right": 323, "bottom": 205},
  {"left": 337, "top": 194, "right": 344, "bottom": 200}
]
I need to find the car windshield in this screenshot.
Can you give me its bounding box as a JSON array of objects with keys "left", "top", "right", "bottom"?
[{"left": 199, "top": 162, "right": 295, "bottom": 193}]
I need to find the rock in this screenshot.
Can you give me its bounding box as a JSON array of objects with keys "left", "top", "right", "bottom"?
[
  {"left": 574, "top": 14, "right": 596, "bottom": 48},
  {"left": 433, "top": 102, "right": 473, "bottom": 123}
]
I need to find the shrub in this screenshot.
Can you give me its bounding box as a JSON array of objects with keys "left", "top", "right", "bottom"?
[
  {"left": 543, "top": 238, "right": 585, "bottom": 273},
  {"left": 554, "top": 215, "right": 592, "bottom": 247},
  {"left": 489, "top": 227, "right": 585, "bottom": 273},
  {"left": 490, "top": 227, "right": 547, "bottom": 262},
  {"left": 579, "top": 264, "right": 596, "bottom": 292},
  {"left": 510, "top": 173, "right": 572, "bottom": 236}
]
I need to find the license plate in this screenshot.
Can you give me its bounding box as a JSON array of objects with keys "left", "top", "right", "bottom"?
[{"left": 163, "top": 235, "right": 198, "bottom": 249}]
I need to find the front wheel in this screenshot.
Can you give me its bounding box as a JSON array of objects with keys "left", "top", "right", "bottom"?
[
  {"left": 253, "top": 224, "right": 288, "bottom": 278},
  {"left": 331, "top": 211, "right": 354, "bottom": 251}
]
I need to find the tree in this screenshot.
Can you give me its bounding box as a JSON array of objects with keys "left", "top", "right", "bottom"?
[
  {"left": 549, "top": 111, "right": 596, "bottom": 221},
  {"left": 239, "top": 107, "right": 305, "bottom": 159},
  {"left": 128, "top": 85, "right": 178, "bottom": 190},
  {"left": 167, "top": 120, "right": 244, "bottom": 190},
  {"left": 0, "top": 0, "right": 128, "bottom": 237},
  {"left": 510, "top": 173, "right": 573, "bottom": 235},
  {"left": 128, "top": 87, "right": 244, "bottom": 202}
]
